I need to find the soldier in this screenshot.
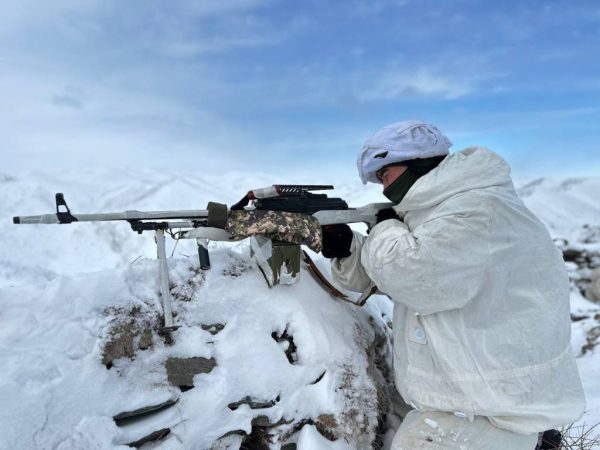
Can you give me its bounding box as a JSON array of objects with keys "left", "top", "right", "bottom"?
[{"left": 321, "top": 120, "right": 585, "bottom": 449}]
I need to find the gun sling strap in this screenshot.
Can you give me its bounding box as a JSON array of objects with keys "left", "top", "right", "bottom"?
[{"left": 301, "top": 250, "right": 377, "bottom": 306}]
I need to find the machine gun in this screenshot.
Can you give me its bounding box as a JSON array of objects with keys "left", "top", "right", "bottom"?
[{"left": 13, "top": 185, "right": 392, "bottom": 330}]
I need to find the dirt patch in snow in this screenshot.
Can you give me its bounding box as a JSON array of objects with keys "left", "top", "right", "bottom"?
[{"left": 101, "top": 305, "right": 159, "bottom": 369}]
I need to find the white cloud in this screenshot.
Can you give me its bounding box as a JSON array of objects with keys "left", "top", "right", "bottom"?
[
  {"left": 153, "top": 11, "right": 310, "bottom": 58},
  {"left": 538, "top": 106, "right": 600, "bottom": 120},
  {"left": 178, "top": 0, "right": 272, "bottom": 17},
  {"left": 0, "top": 0, "right": 293, "bottom": 172},
  {"left": 0, "top": 0, "right": 279, "bottom": 55},
  {"left": 350, "top": 0, "right": 409, "bottom": 16},
  {"left": 0, "top": 0, "right": 103, "bottom": 35},
  {"left": 157, "top": 30, "right": 281, "bottom": 58},
  {"left": 0, "top": 0, "right": 271, "bottom": 35},
  {"left": 0, "top": 69, "right": 254, "bottom": 173},
  {"left": 51, "top": 93, "right": 84, "bottom": 110},
  {"left": 360, "top": 68, "right": 473, "bottom": 101}
]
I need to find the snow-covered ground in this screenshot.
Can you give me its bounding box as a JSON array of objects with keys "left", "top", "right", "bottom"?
[
  {"left": 0, "top": 248, "right": 397, "bottom": 449},
  {"left": 1, "top": 170, "right": 599, "bottom": 449}
]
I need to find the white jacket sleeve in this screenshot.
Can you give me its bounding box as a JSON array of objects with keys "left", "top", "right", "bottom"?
[
  {"left": 361, "top": 205, "right": 491, "bottom": 315},
  {"left": 330, "top": 231, "right": 373, "bottom": 293}
]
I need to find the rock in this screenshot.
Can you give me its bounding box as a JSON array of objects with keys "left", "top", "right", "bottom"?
[
  {"left": 310, "top": 371, "right": 326, "bottom": 385},
  {"left": 210, "top": 433, "right": 244, "bottom": 450},
  {"left": 563, "top": 248, "right": 585, "bottom": 263},
  {"left": 166, "top": 357, "right": 217, "bottom": 388},
  {"left": 126, "top": 428, "right": 170, "bottom": 448},
  {"left": 584, "top": 269, "right": 600, "bottom": 302},
  {"left": 101, "top": 306, "right": 157, "bottom": 369},
  {"left": 251, "top": 416, "right": 290, "bottom": 428},
  {"left": 102, "top": 320, "right": 137, "bottom": 368},
  {"left": 570, "top": 314, "right": 590, "bottom": 322},
  {"left": 215, "top": 430, "right": 247, "bottom": 439},
  {"left": 138, "top": 326, "right": 153, "bottom": 350},
  {"left": 228, "top": 396, "right": 278, "bottom": 410},
  {"left": 201, "top": 323, "right": 225, "bottom": 335},
  {"left": 113, "top": 396, "right": 179, "bottom": 423},
  {"left": 240, "top": 425, "right": 271, "bottom": 450},
  {"left": 365, "top": 317, "right": 411, "bottom": 447},
  {"left": 581, "top": 325, "right": 600, "bottom": 355},
  {"left": 315, "top": 414, "right": 339, "bottom": 441},
  {"left": 271, "top": 327, "right": 297, "bottom": 364}
]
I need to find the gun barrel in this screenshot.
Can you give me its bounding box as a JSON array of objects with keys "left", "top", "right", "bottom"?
[
  {"left": 14, "top": 214, "right": 62, "bottom": 224},
  {"left": 13, "top": 209, "right": 209, "bottom": 225}
]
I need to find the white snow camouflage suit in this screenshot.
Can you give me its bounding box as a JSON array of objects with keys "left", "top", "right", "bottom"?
[{"left": 331, "top": 148, "right": 585, "bottom": 441}]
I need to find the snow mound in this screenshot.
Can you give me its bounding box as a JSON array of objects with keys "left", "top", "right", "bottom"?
[{"left": 0, "top": 247, "right": 400, "bottom": 449}]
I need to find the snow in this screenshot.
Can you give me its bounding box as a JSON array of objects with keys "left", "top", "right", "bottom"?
[
  {"left": 296, "top": 425, "right": 354, "bottom": 449},
  {"left": 0, "top": 247, "right": 383, "bottom": 449},
  {"left": 424, "top": 418, "right": 439, "bottom": 430},
  {"left": 1, "top": 169, "right": 600, "bottom": 448}
]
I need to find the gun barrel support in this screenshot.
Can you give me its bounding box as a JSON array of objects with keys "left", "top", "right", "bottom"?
[
  {"left": 156, "top": 229, "right": 175, "bottom": 330},
  {"left": 197, "top": 239, "right": 211, "bottom": 270}
]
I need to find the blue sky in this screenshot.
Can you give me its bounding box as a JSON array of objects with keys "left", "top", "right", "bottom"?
[{"left": 2, "top": 0, "right": 599, "bottom": 179}]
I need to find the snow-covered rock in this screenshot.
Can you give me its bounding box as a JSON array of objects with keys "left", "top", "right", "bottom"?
[{"left": 0, "top": 247, "right": 401, "bottom": 449}]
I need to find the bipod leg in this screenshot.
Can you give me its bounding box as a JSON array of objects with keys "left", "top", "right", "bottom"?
[
  {"left": 155, "top": 229, "right": 178, "bottom": 333},
  {"left": 197, "top": 238, "right": 210, "bottom": 270}
]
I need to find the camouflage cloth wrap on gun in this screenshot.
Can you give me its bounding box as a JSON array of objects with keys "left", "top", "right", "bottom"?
[{"left": 226, "top": 210, "right": 322, "bottom": 253}]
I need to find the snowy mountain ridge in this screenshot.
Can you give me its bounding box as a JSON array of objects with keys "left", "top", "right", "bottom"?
[{"left": 514, "top": 176, "right": 600, "bottom": 239}]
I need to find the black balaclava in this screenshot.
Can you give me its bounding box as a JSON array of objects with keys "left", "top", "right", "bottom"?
[{"left": 382, "top": 155, "right": 446, "bottom": 204}]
